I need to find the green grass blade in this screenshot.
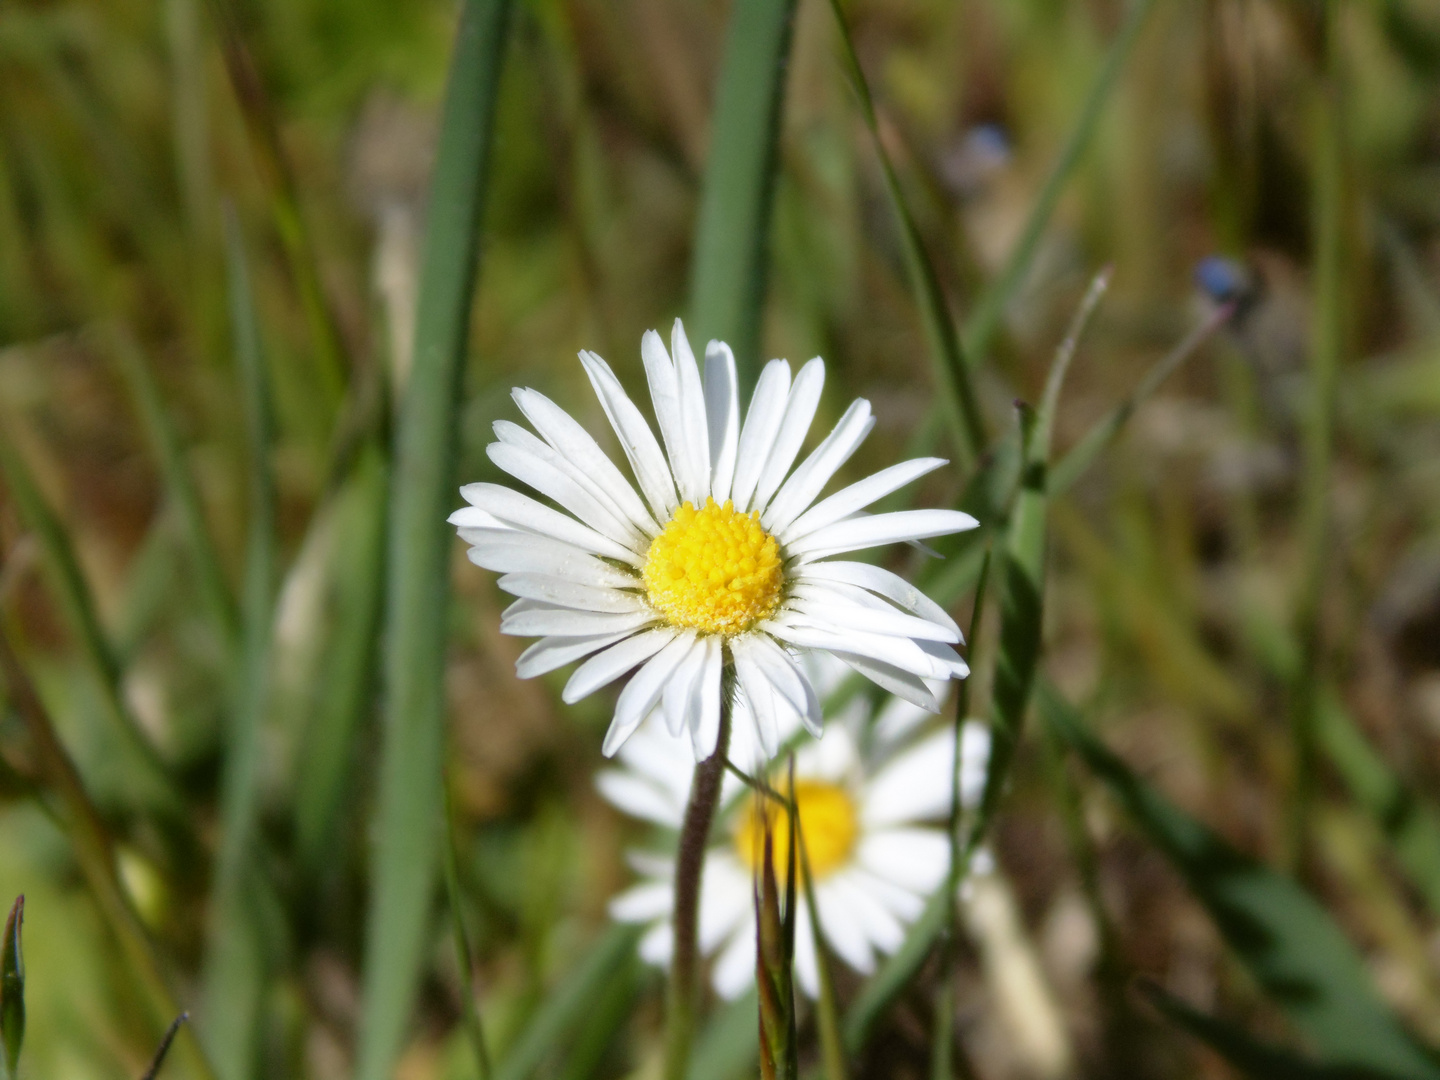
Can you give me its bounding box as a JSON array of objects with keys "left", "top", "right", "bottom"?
[
  {"left": 444, "top": 780, "right": 492, "bottom": 1080},
  {"left": 961, "top": 0, "right": 1156, "bottom": 367},
  {"left": 1049, "top": 301, "right": 1235, "bottom": 496},
  {"left": 688, "top": 0, "right": 798, "bottom": 385},
  {"left": 686, "top": 990, "right": 758, "bottom": 1080},
  {"left": 494, "top": 924, "right": 641, "bottom": 1080},
  {"left": 0, "top": 427, "right": 180, "bottom": 810},
  {"left": 843, "top": 886, "right": 947, "bottom": 1053},
  {"left": 982, "top": 272, "right": 1107, "bottom": 825},
  {"left": 826, "top": 0, "right": 984, "bottom": 468},
  {"left": 202, "top": 208, "right": 277, "bottom": 1080},
  {"left": 293, "top": 447, "right": 387, "bottom": 875},
  {"left": 1040, "top": 683, "right": 1440, "bottom": 1080},
  {"left": 1, "top": 896, "right": 22, "bottom": 1080},
  {"left": 356, "top": 1, "right": 511, "bottom": 1075},
  {"left": 1316, "top": 693, "right": 1440, "bottom": 920},
  {"left": 108, "top": 326, "right": 238, "bottom": 646}
]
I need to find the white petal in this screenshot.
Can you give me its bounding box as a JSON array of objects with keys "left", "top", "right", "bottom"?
[
  {"left": 794, "top": 560, "right": 961, "bottom": 639},
  {"left": 596, "top": 770, "right": 683, "bottom": 825},
  {"left": 449, "top": 505, "right": 508, "bottom": 531},
  {"left": 672, "top": 320, "right": 711, "bottom": 503},
  {"left": 704, "top": 341, "right": 739, "bottom": 503},
  {"left": 733, "top": 635, "right": 818, "bottom": 734},
  {"left": 794, "top": 905, "right": 820, "bottom": 999},
  {"left": 512, "top": 387, "right": 659, "bottom": 535},
  {"left": 787, "top": 590, "right": 959, "bottom": 644},
  {"left": 829, "top": 871, "right": 906, "bottom": 955},
  {"left": 917, "top": 639, "right": 970, "bottom": 679},
  {"left": 641, "top": 329, "right": 698, "bottom": 504},
  {"left": 832, "top": 651, "right": 944, "bottom": 710},
  {"left": 603, "top": 635, "right": 700, "bottom": 756},
  {"left": 794, "top": 723, "right": 857, "bottom": 781},
  {"left": 458, "top": 482, "right": 641, "bottom": 565},
  {"left": 498, "top": 573, "right": 645, "bottom": 614},
  {"left": 698, "top": 854, "right": 753, "bottom": 952},
  {"left": 849, "top": 868, "right": 926, "bottom": 922},
  {"left": 872, "top": 693, "right": 938, "bottom": 748},
  {"left": 463, "top": 528, "right": 635, "bottom": 588},
  {"left": 639, "top": 922, "right": 673, "bottom": 965},
  {"left": 960, "top": 721, "right": 993, "bottom": 810},
  {"left": 579, "top": 350, "right": 679, "bottom": 520},
  {"left": 662, "top": 636, "right": 706, "bottom": 737},
  {"left": 753, "top": 358, "right": 824, "bottom": 514},
  {"left": 732, "top": 653, "right": 780, "bottom": 757},
  {"left": 690, "top": 636, "right": 724, "bottom": 761},
  {"left": 487, "top": 438, "right": 643, "bottom": 551},
  {"left": 862, "top": 729, "right": 957, "bottom": 828},
  {"left": 780, "top": 458, "right": 948, "bottom": 546},
  {"left": 855, "top": 829, "right": 951, "bottom": 894},
  {"left": 564, "top": 627, "right": 678, "bottom": 703},
  {"left": 711, "top": 920, "right": 756, "bottom": 1000},
  {"left": 766, "top": 621, "right": 944, "bottom": 681},
  {"left": 789, "top": 508, "right": 979, "bottom": 559},
  {"left": 762, "top": 399, "right": 874, "bottom": 536},
  {"left": 813, "top": 881, "right": 875, "bottom": 973},
  {"left": 609, "top": 881, "right": 674, "bottom": 922},
  {"left": 502, "top": 604, "right": 656, "bottom": 638},
  {"left": 515, "top": 631, "right": 634, "bottom": 678},
  {"left": 731, "top": 359, "right": 792, "bottom": 512}
]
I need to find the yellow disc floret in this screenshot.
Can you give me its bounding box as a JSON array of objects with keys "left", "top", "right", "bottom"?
[
  {"left": 735, "top": 781, "right": 859, "bottom": 885},
  {"left": 642, "top": 497, "right": 783, "bottom": 635}
]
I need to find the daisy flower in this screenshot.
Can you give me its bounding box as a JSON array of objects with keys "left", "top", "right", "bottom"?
[
  {"left": 449, "top": 320, "right": 977, "bottom": 759},
  {"left": 597, "top": 674, "right": 993, "bottom": 998}
]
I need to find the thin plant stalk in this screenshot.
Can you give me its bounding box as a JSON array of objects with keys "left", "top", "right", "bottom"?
[
  {"left": 664, "top": 699, "right": 733, "bottom": 1080},
  {"left": 933, "top": 543, "right": 993, "bottom": 1080},
  {"left": 826, "top": 0, "right": 985, "bottom": 468},
  {"left": 444, "top": 776, "right": 492, "bottom": 1080},
  {"left": 1288, "top": 10, "right": 1345, "bottom": 873},
  {"left": 795, "top": 802, "right": 846, "bottom": 1080}
]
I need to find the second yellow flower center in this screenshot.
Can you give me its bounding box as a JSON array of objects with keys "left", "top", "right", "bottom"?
[
  {"left": 735, "top": 781, "right": 859, "bottom": 884},
  {"left": 642, "top": 498, "right": 783, "bottom": 635}
]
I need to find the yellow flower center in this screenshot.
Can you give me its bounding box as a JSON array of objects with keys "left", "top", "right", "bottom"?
[
  {"left": 735, "top": 781, "right": 859, "bottom": 885},
  {"left": 641, "top": 498, "right": 783, "bottom": 635}
]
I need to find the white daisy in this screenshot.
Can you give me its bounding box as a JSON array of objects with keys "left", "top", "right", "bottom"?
[
  {"left": 597, "top": 681, "right": 993, "bottom": 999},
  {"left": 449, "top": 320, "right": 977, "bottom": 759}
]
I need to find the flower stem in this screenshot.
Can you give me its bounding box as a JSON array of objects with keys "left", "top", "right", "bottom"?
[{"left": 663, "top": 695, "right": 733, "bottom": 1080}]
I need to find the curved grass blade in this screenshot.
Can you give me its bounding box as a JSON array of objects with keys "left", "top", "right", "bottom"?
[
  {"left": 826, "top": 0, "right": 984, "bottom": 468},
  {"left": 0, "top": 427, "right": 181, "bottom": 812},
  {"left": 443, "top": 779, "right": 491, "bottom": 1080},
  {"left": 688, "top": 0, "right": 798, "bottom": 385},
  {"left": 108, "top": 326, "right": 238, "bottom": 646},
  {"left": 1, "top": 896, "right": 21, "bottom": 1080},
  {"left": 494, "top": 925, "right": 641, "bottom": 1080},
  {"left": 202, "top": 207, "right": 277, "bottom": 1080},
  {"left": 356, "top": 1, "right": 512, "bottom": 1075},
  {"left": 1039, "top": 683, "right": 1440, "bottom": 1080},
  {"left": 1141, "top": 981, "right": 1403, "bottom": 1080},
  {"left": 0, "top": 631, "right": 218, "bottom": 1080},
  {"left": 961, "top": 0, "right": 1157, "bottom": 368}
]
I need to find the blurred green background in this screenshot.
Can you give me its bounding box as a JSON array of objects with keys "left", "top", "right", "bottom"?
[{"left": 2, "top": 0, "right": 1440, "bottom": 1078}]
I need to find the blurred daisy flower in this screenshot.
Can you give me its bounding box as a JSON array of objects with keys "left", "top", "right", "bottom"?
[
  {"left": 450, "top": 320, "right": 976, "bottom": 759},
  {"left": 597, "top": 667, "right": 992, "bottom": 998}
]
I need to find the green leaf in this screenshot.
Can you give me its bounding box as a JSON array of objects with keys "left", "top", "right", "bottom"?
[
  {"left": 1316, "top": 692, "right": 1440, "bottom": 920},
  {"left": 688, "top": 0, "right": 798, "bottom": 385},
  {"left": 1039, "top": 683, "right": 1440, "bottom": 1080},
  {"left": 961, "top": 0, "right": 1156, "bottom": 368},
  {"left": 202, "top": 206, "right": 278, "bottom": 1080},
  {"left": 494, "top": 925, "right": 641, "bottom": 1080},
  {"left": 1141, "top": 981, "right": 1404, "bottom": 1080},
  {"left": 1, "top": 896, "right": 22, "bottom": 1080},
  {"left": 356, "top": 2, "right": 511, "bottom": 1076},
  {"left": 826, "top": 0, "right": 985, "bottom": 468}
]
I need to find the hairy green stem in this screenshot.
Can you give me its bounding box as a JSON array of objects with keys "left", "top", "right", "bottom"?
[{"left": 663, "top": 698, "right": 733, "bottom": 1080}]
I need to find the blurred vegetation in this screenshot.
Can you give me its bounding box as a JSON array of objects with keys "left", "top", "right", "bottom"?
[{"left": 1, "top": 0, "right": 1440, "bottom": 1078}]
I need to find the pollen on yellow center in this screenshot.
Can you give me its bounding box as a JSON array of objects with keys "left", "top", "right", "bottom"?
[
  {"left": 641, "top": 497, "right": 783, "bottom": 635},
  {"left": 735, "top": 781, "right": 859, "bottom": 885}
]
